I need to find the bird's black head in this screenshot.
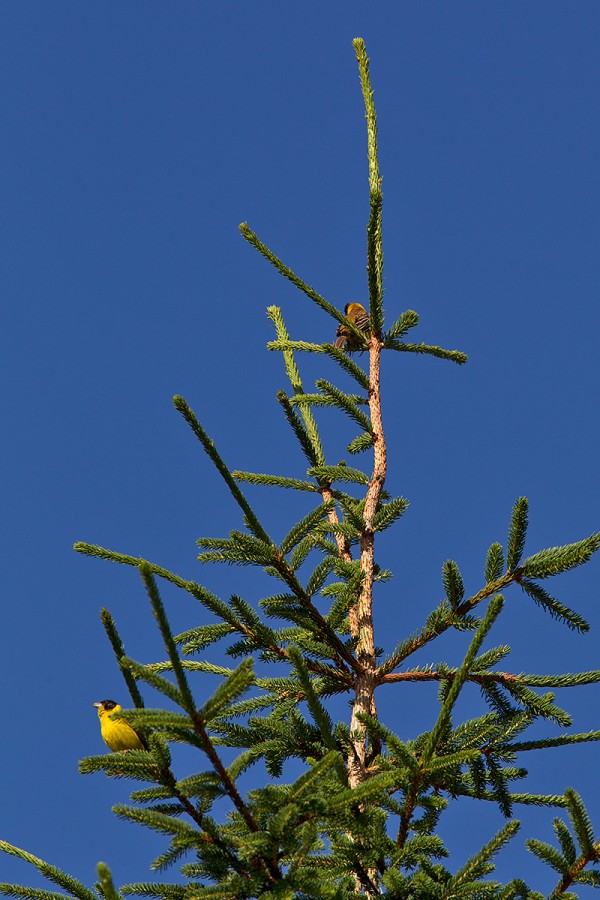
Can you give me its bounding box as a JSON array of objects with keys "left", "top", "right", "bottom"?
[{"left": 94, "top": 699, "right": 118, "bottom": 711}]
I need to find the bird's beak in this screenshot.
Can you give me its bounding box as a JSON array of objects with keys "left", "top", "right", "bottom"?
[{"left": 92, "top": 702, "right": 102, "bottom": 708}]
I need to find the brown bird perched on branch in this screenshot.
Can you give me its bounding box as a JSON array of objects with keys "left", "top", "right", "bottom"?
[
  {"left": 334, "top": 302, "right": 370, "bottom": 350},
  {"left": 93, "top": 699, "right": 146, "bottom": 751}
]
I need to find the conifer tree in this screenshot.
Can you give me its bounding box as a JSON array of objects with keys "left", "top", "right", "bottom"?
[{"left": 2, "top": 37, "right": 600, "bottom": 899}]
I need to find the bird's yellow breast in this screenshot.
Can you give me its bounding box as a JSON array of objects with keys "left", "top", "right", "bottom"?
[{"left": 98, "top": 705, "right": 144, "bottom": 751}]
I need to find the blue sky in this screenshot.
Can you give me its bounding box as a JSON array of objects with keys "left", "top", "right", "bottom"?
[{"left": 1, "top": 2, "right": 599, "bottom": 895}]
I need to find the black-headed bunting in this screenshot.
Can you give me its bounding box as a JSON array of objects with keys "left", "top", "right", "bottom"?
[{"left": 93, "top": 699, "right": 145, "bottom": 751}]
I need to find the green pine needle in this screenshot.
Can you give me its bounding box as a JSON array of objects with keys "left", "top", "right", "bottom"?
[
  {"left": 373, "top": 496, "right": 409, "bottom": 532},
  {"left": 96, "top": 863, "right": 121, "bottom": 900},
  {"left": 384, "top": 340, "right": 468, "bottom": 364},
  {"left": 520, "top": 532, "right": 600, "bottom": 580},
  {"left": 233, "top": 471, "right": 319, "bottom": 492},
  {"left": 315, "top": 379, "right": 372, "bottom": 432},
  {"left": 443, "top": 820, "right": 520, "bottom": 893},
  {"left": 199, "top": 660, "right": 255, "bottom": 723},
  {"left": 518, "top": 578, "right": 589, "bottom": 633},
  {"left": 0, "top": 844, "right": 97, "bottom": 900},
  {"left": 353, "top": 38, "right": 384, "bottom": 334},
  {"left": 100, "top": 609, "right": 146, "bottom": 710},
  {"left": 442, "top": 560, "right": 465, "bottom": 610},
  {"left": 385, "top": 309, "right": 419, "bottom": 339},
  {"left": 565, "top": 788, "right": 596, "bottom": 857},
  {"left": 307, "top": 464, "right": 369, "bottom": 486},
  {"left": 346, "top": 431, "right": 374, "bottom": 454},
  {"left": 422, "top": 595, "right": 505, "bottom": 764},
  {"left": 506, "top": 498, "right": 529, "bottom": 571},
  {"left": 173, "top": 396, "right": 270, "bottom": 544},
  {"left": 277, "top": 390, "right": 321, "bottom": 468},
  {"left": 0, "top": 887, "right": 70, "bottom": 900},
  {"left": 240, "top": 225, "right": 344, "bottom": 324},
  {"left": 553, "top": 818, "right": 577, "bottom": 866},
  {"left": 526, "top": 838, "right": 568, "bottom": 874},
  {"left": 322, "top": 344, "right": 370, "bottom": 389},
  {"left": 485, "top": 543, "right": 505, "bottom": 582}
]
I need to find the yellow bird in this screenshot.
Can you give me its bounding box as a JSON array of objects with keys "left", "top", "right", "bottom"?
[
  {"left": 93, "top": 699, "right": 146, "bottom": 751},
  {"left": 334, "top": 302, "right": 370, "bottom": 350}
]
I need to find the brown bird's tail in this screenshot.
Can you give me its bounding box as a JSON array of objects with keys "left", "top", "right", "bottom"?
[
  {"left": 334, "top": 325, "right": 349, "bottom": 349},
  {"left": 334, "top": 303, "right": 370, "bottom": 351}
]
